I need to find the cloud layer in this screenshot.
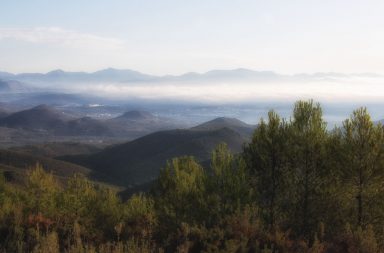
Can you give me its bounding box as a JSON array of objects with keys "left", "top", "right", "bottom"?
[{"left": 71, "top": 77, "right": 384, "bottom": 104}]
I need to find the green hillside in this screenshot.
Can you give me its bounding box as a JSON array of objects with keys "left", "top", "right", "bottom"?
[
  {"left": 0, "top": 149, "right": 91, "bottom": 177},
  {"left": 9, "top": 142, "right": 103, "bottom": 158},
  {"left": 63, "top": 128, "right": 245, "bottom": 186}
]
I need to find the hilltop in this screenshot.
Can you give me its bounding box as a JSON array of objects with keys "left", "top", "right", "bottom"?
[
  {"left": 192, "top": 117, "right": 256, "bottom": 138},
  {"left": 63, "top": 127, "right": 245, "bottom": 186}
]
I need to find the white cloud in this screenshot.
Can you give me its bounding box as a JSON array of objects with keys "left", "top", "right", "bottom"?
[
  {"left": 66, "top": 77, "right": 384, "bottom": 104},
  {"left": 0, "top": 27, "right": 124, "bottom": 50}
]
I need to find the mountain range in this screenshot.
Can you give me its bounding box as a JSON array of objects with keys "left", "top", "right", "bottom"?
[
  {"left": 0, "top": 79, "right": 28, "bottom": 92},
  {"left": 0, "top": 103, "right": 255, "bottom": 190},
  {"left": 0, "top": 104, "right": 183, "bottom": 139},
  {"left": 1, "top": 68, "right": 380, "bottom": 85},
  {"left": 0, "top": 68, "right": 279, "bottom": 84}
]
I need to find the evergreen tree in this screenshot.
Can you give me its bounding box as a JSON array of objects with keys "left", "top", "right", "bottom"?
[
  {"left": 0, "top": 171, "right": 5, "bottom": 203},
  {"left": 153, "top": 157, "right": 207, "bottom": 235},
  {"left": 208, "top": 143, "right": 252, "bottom": 223},
  {"left": 243, "top": 110, "right": 288, "bottom": 228},
  {"left": 288, "top": 100, "right": 327, "bottom": 237},
  {"left": 342, "top": 108, "right": 384, "bottom": 228},
  {"left": 26, "top": 164, "right": 59, "bottom": 218}
]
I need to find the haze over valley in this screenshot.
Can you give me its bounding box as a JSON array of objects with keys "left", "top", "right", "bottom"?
[{"left": 1, "top": 68, "right": 383, "bottom": 128}]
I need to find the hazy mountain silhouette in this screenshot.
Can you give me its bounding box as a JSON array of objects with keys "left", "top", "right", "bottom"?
[
  {"left": 12, "top": 68, "right": 155, "bottom": 83},
  {"left": 0, "top": 105, "right": 71, "bottom": 131},
  {"left": 114, "top": 110, "right": 155, "bottom": 120},
  {"left": 3, "top": 68, "right": 380, "bottom": 85},
  {"left": 0, "top": 105, "right": 113, "bottom": 136},
  {"left": 0, "top": 79, "right": 26, "bottom": 92},
  {"left": 65, "top": 117, "right": 113, "bottom": 136},
  {"left": 107, "top": 110, "right": 185, "bottom": 138},
  {"left": 192, "top": 117, "right": 256, "bottom": 138},
  {"left": 0, "top": 71, "right": 14, "bottom": 79},
  {"left": 5, "top": 68, "right": 279, "bottom": 83},
  {"left": 0, "top": 105, "right": 186, "bottom": 138},
  {"left": 0, "top": 80, "right": 11, "bottom": 92}
]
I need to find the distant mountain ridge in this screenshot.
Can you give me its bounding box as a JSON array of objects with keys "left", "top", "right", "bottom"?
[
  {"left": 0, "top": 79, "right": 27, "bottom": 92},
  {"left": 0, "top": 105, "right": 114, "bottom": 137},
  {"left": 1, "top": 68, "right": 380, "bottom": 84},
  {"left": 106, "top": 110, "right": 186, "bottom": 139},
  {"left": 0, "top": 105, "right": 185, "bottom": 139},
  {"left": 0, "top": 104, "right": 71, "bottom": 131},
  {"left": 115, "top": 110, "right": 155, "bottom": 120},
  {"left": 192, "top": 117, "right": 256, "bottom": 138},
  {"left": 0, "top": 68, "right": 280, "bottom": 83},
  {"left": 0, "top": 68, "right": 155, "bottom": 83}
]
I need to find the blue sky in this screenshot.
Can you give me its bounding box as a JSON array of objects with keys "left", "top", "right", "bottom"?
[{"left": 1, "top": 0, "right": 384, "bottom": 74}]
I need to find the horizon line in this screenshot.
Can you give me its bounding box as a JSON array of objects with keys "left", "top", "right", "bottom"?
[{"left": 1, "top": 67, "right": 383, "bottom": 78}]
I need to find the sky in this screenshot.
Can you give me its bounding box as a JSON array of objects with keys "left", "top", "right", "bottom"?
[{"left": 1, "top": 0, "right": 384, "bottom": 75}]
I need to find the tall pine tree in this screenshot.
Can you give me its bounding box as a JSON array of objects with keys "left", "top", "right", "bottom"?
[
  {"left": 244, "top": 110, "right": 288, "bottom": 228},
  {"left": 342, "top": 108, "right": 384, "bottom": 228}
]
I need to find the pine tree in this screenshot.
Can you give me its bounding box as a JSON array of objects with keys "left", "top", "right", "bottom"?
[
  {"left": 342, "top": 108, "right": 384, "bottom": 228},
  {"left": 208, "top": 143, "right": 252, "bottom": 221},
  {"left": 153, "top": 156, "right": 207, "bottom": 234},
  {"left": 243, "top": 110, "right": 288, "bottom": 228},
  {"left": 26, "top": 164, "right": 59, "bottom": 218},
  {"left": 288, "top": 100, "right": 327, "bottom": 237}
]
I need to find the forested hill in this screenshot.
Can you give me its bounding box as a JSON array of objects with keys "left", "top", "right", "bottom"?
[
  {"left": 1, "top": 100, "right": 384, "bottom": 252},
  {"left": 63, "top": 127, "right": 245, "bottom": 186},
  {"left": 0, "top": 149, "right": 92, "bottom": 181}
]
